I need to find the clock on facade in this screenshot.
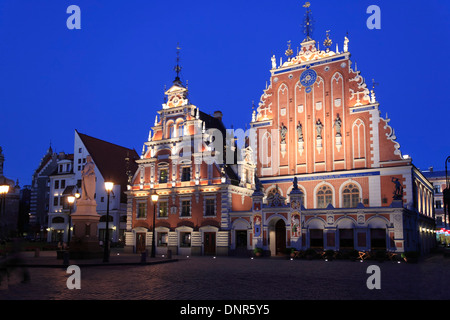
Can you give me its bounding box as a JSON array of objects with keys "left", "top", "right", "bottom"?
[{"left": 300, "top": 69, "right": 317, "bottom": 93}]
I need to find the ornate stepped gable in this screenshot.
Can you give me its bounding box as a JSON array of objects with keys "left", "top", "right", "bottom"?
[{"left": 252, "top": 20, "right": 408, "bottom": 177}]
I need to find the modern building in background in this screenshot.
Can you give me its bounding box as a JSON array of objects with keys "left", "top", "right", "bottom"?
[{"left": 46, "top": 130, "right": 139, "bottom": 244}]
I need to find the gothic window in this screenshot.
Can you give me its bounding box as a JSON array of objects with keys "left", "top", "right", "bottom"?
[
  {"left": 352, "top": 119, "right": 366, "bottom": 159},
  {"left": 317, "top": 185, "right": 333, "bottom": 208},
  {"left": 342, "top": 183, "right": 360, "bottom": 208},
  {"left": 261, "top": 131, "right": 272, "bottom": 168}
]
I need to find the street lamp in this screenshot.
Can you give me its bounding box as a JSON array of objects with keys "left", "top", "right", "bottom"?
[
  {"left": 67, "top": 195, "right": 76, "bottom": 244},
  {"left": 0, "top": 185, "right": 9, "bottom": 239},
  {"left": 103, "top": 182, "right": 114, "bottom": 263},
  {"left": 151, "top": 190, "right": 159, "bottom": 258}
]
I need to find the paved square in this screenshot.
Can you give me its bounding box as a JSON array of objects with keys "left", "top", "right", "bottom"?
[{"left": 1, "top": 252, "right": 449, "bottom": 301}]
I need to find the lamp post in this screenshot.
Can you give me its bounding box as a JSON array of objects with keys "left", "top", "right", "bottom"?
[
  {"left": 0, "top": 185, "right": 10, "bottom": 239},
  {"left": 103, "top": 182, "right": 114, "bottom": 263},
  {"left": 67, "top": 195, "right": 76, "bottom": 245},
  {"left": 151, "top": 190, "right": 159, "bottom": 258},
  {"left": 444, "top": 157, "right": 450, "bottom": 230}
]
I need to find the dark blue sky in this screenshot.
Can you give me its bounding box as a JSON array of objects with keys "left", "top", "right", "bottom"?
[{"left": 1, "top": 0, "right": 449, "bottom": 186}]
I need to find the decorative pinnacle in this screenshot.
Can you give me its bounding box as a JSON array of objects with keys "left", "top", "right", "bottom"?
[
  {"left": 302, "top": 2, "right": 314, "bottom": 42},
  {"left": 323, "top": 30, "right": 332, "bottom": 51},
  {"left": 285, "top": 40, "right": 293, "bottom": 57},
  {"left": 173, "top": 43, "right": 182, "bottom": 84}
]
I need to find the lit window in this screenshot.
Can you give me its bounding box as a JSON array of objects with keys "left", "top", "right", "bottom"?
[
  {"left": 159, "top": 169, "right": 168, "bottom": 183},
  {"left": 180, "top": 232, "right": 191, "bottom": 247},
  {"left": 159, "top": 201, "right": 168, "bottom": 217},
  {"left": 157, "top": 232, "right": 168, "bottom": 247}
]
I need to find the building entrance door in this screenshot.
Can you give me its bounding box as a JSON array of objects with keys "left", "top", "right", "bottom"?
[
  {"left": 235, "top": 230, "right": 248, "bottom": 256},
  {"left": 275, "top": 220, "right": 286, "bottom": 255},
  {"left": 204, "top": 232, "right": 216, "bottom": 255},
  {"left": 136, "top": 232, "right": 146, "bottom": 253}
]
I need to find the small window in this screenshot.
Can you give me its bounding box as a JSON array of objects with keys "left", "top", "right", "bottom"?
[
  {"left": 53, "top": 196, "right": 59, "bottom": 206},
  {"left": 61, "top": 180, "right": 66, "bottom": 189},
  {"left": 436, "top": 200, "right": 442, "bottom": 209},
  {"left": 181, "top": 167, "right": 191, "bottom": 182},
  {"left": 137, "top": 202, "right": 146, "bottom": 218},
  {"left": 100, "top": 197, "right": 104, "bottom": 202},
  {"left": 180, "top": 232, "right": 191, "bottom": 247},
  {"left": 159, "top": 201, "right": 168, "bottom": 217},
  {"left": 54, "top": 180, "right": 59, "bottom": 189},
  {"left": 157, "top": 232, "right": 168, "bottom": 247},
  {"left": 159, "top": 169, "right": 168, "bottom": 183},
  {"left": 181, "top": 200, "right": 191, "bottom": 217},
  {"left": 205, "top": 199, "right": 215, "bottom": 216},
  {"left": 78, "top": 148, "right": 82, "bottom": 153}
]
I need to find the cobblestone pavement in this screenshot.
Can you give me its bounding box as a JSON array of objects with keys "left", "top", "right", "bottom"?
[{"left": 1, "top": 252, "right": 449, "bottom": 301}]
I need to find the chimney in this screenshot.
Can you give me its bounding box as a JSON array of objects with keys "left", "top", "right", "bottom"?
[{"left": 213, "top": 111, "right": 223, "bottom": 121}]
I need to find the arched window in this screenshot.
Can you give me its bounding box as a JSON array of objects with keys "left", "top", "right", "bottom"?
[
  {"left": 178, "top": 123, "right": 184, "bottom": 137},
  {"left": 317, "top": 185, "right": 333, "bottom": 208},
  {"left": 167, "top": 123, "right": 174, "bottom": 139},
  {"left": 342, "top": 183, "right": 360, "bottom": 208},
  {"left": 52, "top": 217, "right": 65, "bottom": 224}
]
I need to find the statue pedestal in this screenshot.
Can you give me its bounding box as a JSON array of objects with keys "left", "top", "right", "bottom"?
[{"left": 69, "top": 200, "right": 103, "bottom": 259}]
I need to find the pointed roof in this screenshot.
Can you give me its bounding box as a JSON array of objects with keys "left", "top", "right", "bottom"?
[{"left": 76, "top": 130, "right": 139, "bottom": 200}]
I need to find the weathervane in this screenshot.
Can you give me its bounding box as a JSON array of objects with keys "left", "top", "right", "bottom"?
[{"left": 302, "top": 2, "right": 314, "bottom": 42}]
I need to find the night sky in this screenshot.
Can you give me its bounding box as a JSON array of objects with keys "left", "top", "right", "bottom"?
[{"left": 1, "top": 0, "right": 449, "bottom": 187}]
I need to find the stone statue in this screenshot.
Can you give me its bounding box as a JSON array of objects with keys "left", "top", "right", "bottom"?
[
  {"left": 81, "top": 155, "right": 96, "bottom": 201},
  {"left": 297, "top": 122, "right": 303, "bottom": 141},
  {"left": 334, "top": 114, "right": 342, "bottom": 137},
  {"left": 293, "top": 177, "right": 299, "bottom": 190},
  {"left": 392, "top": 177, "right": 403, "bottom": 200},
  {"left": 271, "top": 55, "right": 277, "bottom": 69},
  {"left": 315, "top": 119, "right": 323, "bottom": 138},
  {"left": 280, "top": 124, "right": 287, "bottom": 143}
]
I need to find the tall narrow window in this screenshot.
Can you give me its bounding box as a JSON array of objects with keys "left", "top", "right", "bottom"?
[
  {"left": 167, "top": 123, "right": 174, "bottom": 139},
  {"left": 205, "top": 199, "right": 215, "bottom": 216},
  {"left": 181, "top": 200, "right": 191, "bottom": 217},
  {"left": 159, "top": 201, "right": 168, "bottom": 217},
  {"left": 159, "top": 169, "right": 168, "bottom": 183},
  {"left": 181, "top": 167, "right": 191, "bottom": 182},
  {"left": 317, "top": 185, "right": 333, "bottom": 208},
  {"left": 342, "top": 183, "right": 360, "bottom": 208},
  {"left": 137, "top": 202, "right": 146, "bottom": 218},
  {"left": 178, "top": 123, "right": 184, "bottom": 137}
]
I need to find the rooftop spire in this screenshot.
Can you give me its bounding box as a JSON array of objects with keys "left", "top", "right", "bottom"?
[
  {"left": 173, "top": 43, "right": 182, "bottom": 85},
  {"left": 302, "top": 2, "right": 314, "bottom": 42}
]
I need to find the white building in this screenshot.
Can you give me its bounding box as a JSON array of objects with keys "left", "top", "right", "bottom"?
[{"left": 47, "top": 130, "right": 139, "bottom": 245}]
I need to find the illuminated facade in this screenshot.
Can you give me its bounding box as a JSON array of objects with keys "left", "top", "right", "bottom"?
[{"left": 126, "top": 4, "right": 436, "bottom": 256}]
